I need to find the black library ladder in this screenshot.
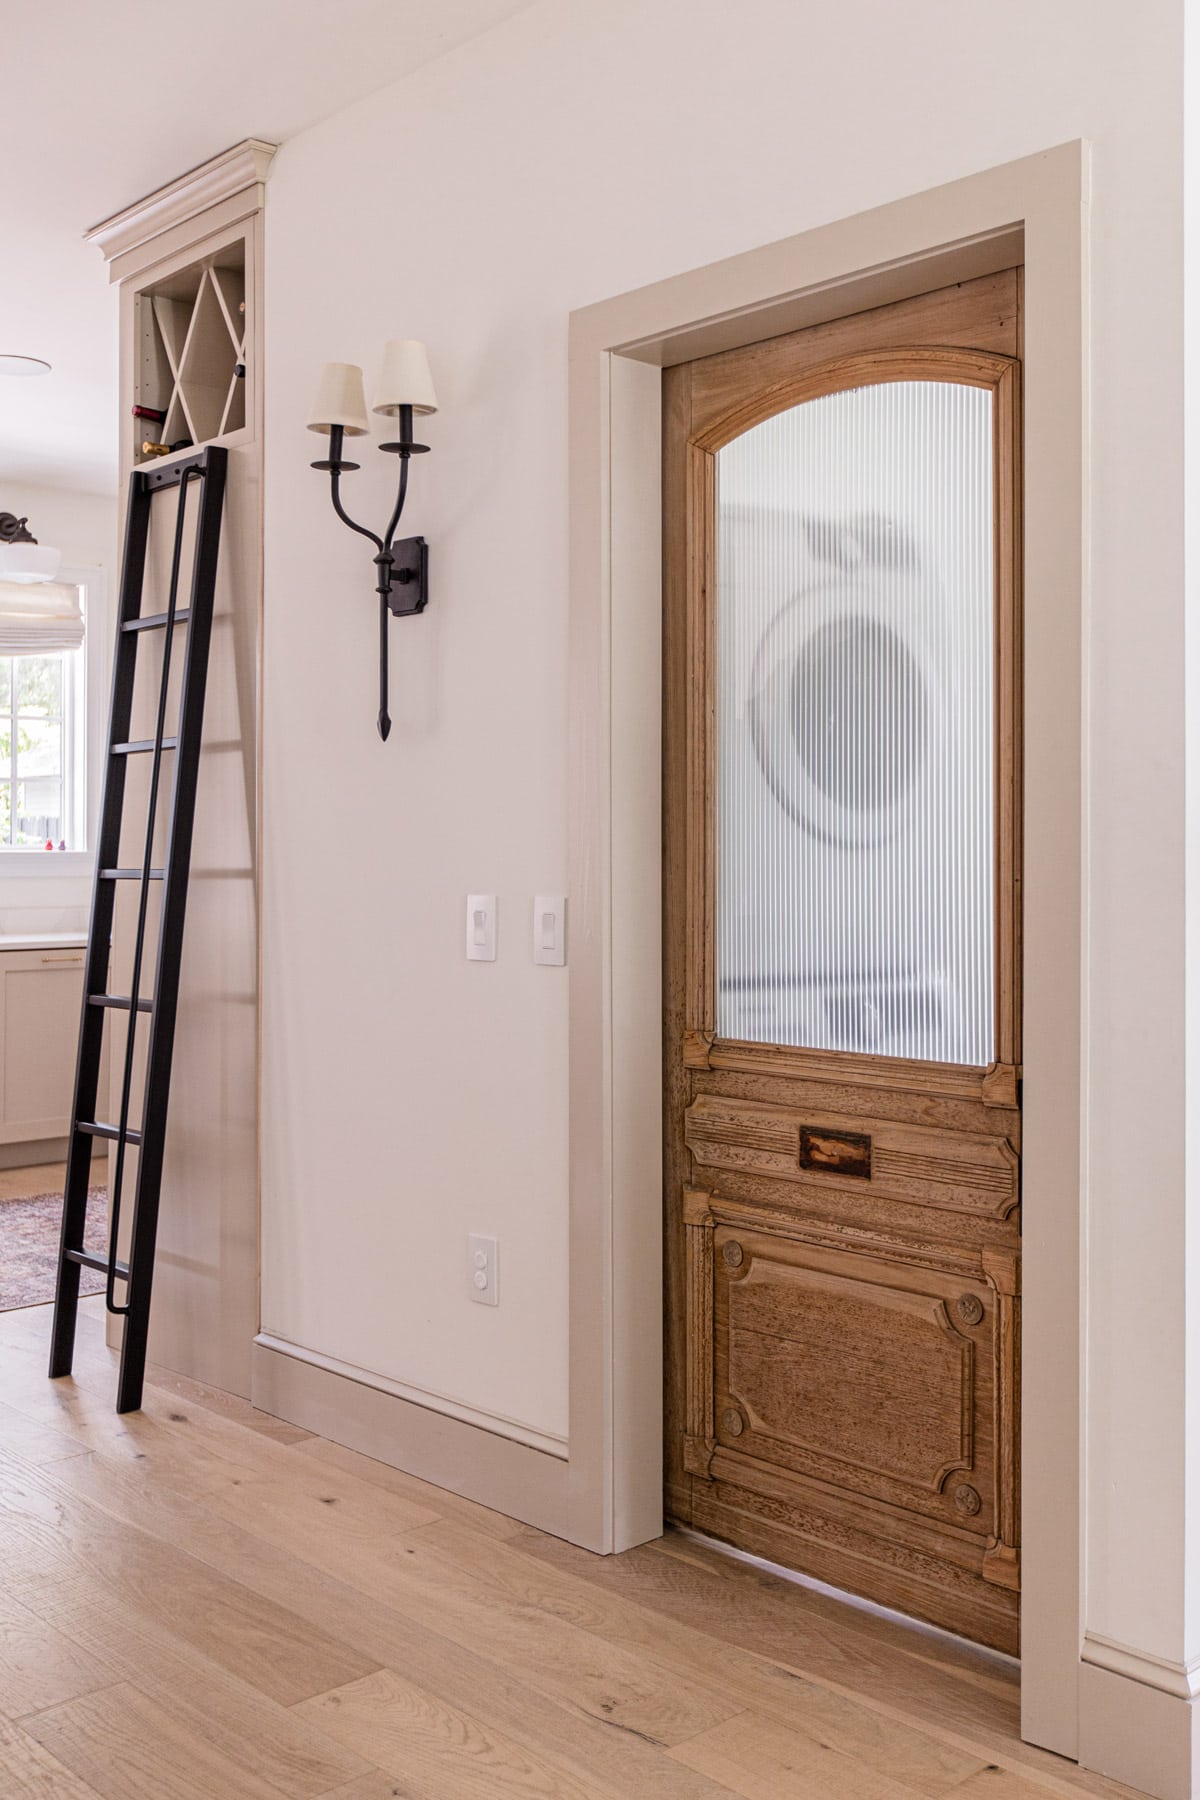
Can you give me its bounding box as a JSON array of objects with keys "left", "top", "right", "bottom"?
[{"left": 50, "top": 445, "right": 227, "bottom": 1413}]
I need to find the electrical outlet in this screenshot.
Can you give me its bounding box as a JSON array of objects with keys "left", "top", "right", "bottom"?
[{"left": 468, "top": 1233, "right": 499, "bottom": 1306}]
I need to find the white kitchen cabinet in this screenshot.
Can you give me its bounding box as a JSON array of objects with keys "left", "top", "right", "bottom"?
[{"left": 0, "top": 945, "right": 85, "bottom": 1145}]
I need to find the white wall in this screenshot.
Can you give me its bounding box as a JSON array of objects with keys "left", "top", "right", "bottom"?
[
  {"left": 0, "top": 480, "right": 116, "bottom": 928},
  {"left": 262, "top": 0, "right": 1193, "bottom": 1688}
]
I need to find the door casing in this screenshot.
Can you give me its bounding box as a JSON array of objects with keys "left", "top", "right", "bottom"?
[{"left": 565, "top": 143, "right": 1086, "bottom": 1760}]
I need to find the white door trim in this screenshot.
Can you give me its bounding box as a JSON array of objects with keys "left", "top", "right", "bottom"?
[{"left": 565, "top": 141, "right": 1088, "bottom": 1760}]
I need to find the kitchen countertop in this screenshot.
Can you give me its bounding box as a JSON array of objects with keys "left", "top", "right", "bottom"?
[{"left": 0, "top": 933, "right": 87, "bottom": 952}]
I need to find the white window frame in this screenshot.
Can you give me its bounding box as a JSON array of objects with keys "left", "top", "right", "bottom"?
[{"left": 0, "top": 558, "right": 108, "bottom": 878}]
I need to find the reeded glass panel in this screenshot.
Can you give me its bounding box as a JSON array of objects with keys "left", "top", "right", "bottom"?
[{"left": 716, "top": 380, "right": 994, "bottom": 1065}]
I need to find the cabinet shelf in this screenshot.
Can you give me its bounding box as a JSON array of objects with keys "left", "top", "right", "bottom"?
[{"left": 134, "top": 242, "right": 246, "bottom": 466}]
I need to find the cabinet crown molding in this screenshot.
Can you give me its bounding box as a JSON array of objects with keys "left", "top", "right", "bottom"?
[{"left": 85, "top": 139, "right": 277, "bottom": 268}]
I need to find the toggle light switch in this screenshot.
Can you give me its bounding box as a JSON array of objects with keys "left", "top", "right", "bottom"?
[
  {"left": 533, "top": 894, "right": 566, "bottom": 966},
  {"left": 466, "top": 894, "right": 496, "bottom": 961}
]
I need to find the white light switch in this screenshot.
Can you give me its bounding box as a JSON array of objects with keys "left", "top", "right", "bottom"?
[
  {"left": 468, "top": 1233, "right": 499, "bottom": 1306},
  {"left": 466, "top": 894, "right": 496, "bottom": 961},
  {"left": 533, "top": 894, "right": 566, "bottom": 966}
]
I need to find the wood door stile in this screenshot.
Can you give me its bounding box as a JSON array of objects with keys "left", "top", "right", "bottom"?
[{"left": 663, "top": 269, "right": 1024, "bottom": 1654}]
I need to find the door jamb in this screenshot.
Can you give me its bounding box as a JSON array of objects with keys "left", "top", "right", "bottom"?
[{"left": 565, "top": 142, "right": 1088, "bottom": 1760}]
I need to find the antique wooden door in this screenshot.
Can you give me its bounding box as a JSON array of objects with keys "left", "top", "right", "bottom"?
[{"left": 663, "top": 270, "right": 1023, "bottom": 1654}]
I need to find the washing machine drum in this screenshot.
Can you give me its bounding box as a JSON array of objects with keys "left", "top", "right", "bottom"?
[{"left": 748, "top": 580, "right": 935, "bottom": 848}]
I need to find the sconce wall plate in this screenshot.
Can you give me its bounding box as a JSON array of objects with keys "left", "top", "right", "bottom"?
[{"left": 383, "top": 536, "right": 429, "bottom": 618}]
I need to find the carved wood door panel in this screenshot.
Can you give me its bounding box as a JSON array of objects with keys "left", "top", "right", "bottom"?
[{"left": 663, "top": 270, "right": 1023, "bottom": 1655}]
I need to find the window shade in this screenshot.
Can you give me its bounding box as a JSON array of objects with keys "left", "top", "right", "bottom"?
[{"left": 0, "top": 581, "right": 84, "bottom": 655}]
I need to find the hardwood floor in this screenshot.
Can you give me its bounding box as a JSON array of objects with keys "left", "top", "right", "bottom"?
[
  {"left": 0, "top": 1160, "right": 68, "bottom": 1202},
  {"left": 0, "top": 1299, "right": 1145, "bottom": 1800}
]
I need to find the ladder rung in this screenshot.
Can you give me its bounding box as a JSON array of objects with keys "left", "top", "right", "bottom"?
[
  {"left": 77, "top": 1120, "right": 142, "bottom": 1146},
  {"left": 111, "top": 738, "right": 179, "bottom": 756},
  {"left": 100, "top": 868, "right": 165, "bottom": 881},
  {"left": 88, "top": 994, "right": 152, "bottom": 1014},
  {"left": 65, "top": 1248, "right": 129, "bottom": 1280},
  {"left": 122, "top": 608, "right": 191, "bottom": 634}
]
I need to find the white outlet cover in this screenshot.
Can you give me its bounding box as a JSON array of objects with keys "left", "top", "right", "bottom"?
[{"left": 468, "top": 1232, "right": 499, "bottom": 1305}]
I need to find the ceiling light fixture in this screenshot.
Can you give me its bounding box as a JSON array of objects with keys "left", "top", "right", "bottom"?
[
  {"left": 0, "top": 513, "right": 62, "bottom": 583},
  {"left": 0, "top": 355, "right": 51, "bottom": 377}
]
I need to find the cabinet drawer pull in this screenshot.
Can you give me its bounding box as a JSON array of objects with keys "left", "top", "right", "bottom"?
[{"left": 41, "top": 954, "right": 83, "bottom": 965}]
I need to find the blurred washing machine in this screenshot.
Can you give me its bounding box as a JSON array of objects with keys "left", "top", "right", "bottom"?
[{"left": 716, "top": 502, "right": 990, "bottom": 1064}]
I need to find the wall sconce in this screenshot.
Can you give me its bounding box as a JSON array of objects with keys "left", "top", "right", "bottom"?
[
  {"left": 308, "top": 340, "right": 436, "bottom": 740},
  {"left": 0, "top": 512, "right": 61, "bottom": 584}
]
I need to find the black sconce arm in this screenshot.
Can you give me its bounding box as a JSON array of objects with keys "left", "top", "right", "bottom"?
[
  {"left": 313, "top": 413, "right": 430, "bottom": 741},
  {"left": 382, "top": 455, "right": 410, "bottom": 551},
  {"left": 329, "top": 470, "right": 383, "bottom": 554}
]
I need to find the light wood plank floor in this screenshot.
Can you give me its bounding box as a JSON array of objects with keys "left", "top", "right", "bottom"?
[
  {"left": 0, "top": 1298, "right": 1146, "bottom": 1800},
  {"left": 0, "top": 1160, "right": 70, "bottom": 1202}
]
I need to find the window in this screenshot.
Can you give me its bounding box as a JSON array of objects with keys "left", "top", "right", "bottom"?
[{"left": 0, "top": 592, "right": 86, "bottom": 853}]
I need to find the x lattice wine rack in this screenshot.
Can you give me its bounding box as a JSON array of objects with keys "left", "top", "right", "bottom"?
[{"left": 134, "top": 245, "right": 247, "bottom": 465}]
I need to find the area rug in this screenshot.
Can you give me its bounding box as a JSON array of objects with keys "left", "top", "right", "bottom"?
[{"left": 0, "top": 1186, "right": 108, "bottom": 1311}]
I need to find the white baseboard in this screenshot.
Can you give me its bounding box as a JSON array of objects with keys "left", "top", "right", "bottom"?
[
  {"left": 1083, "top": 1631, "right": 1200, "bottom": 1702},
  {"left": 254, "top": 1333, "right": 567, "bottom": 1459},
  {"left": 251, "top": 1334, "right": 571, "bottom": 1539},
  {"left": 1079, "top": 1657, "right": 1200, "bottom": 1800}
]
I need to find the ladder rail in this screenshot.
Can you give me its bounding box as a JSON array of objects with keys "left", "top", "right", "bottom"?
[
  {"left": 116, "top": 448, "right": 227, "bottom": 1412},
  {"left": 49, "top": 446, "right": 228, "bottom": 1407},
  {"left": 48, "top": 467, "right": 152, "bottom": 1380},
  {"left": 105, "top": 463, "right": 200, "bottom": 1315}
]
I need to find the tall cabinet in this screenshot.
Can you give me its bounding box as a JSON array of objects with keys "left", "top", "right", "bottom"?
[{"left": 86, "top": 141, "right": 273, "bottom": 1397}]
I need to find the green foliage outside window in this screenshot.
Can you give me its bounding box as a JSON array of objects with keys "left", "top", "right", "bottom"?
[{"left": 0, "top": 653, "right": 70, "bottom": 848}]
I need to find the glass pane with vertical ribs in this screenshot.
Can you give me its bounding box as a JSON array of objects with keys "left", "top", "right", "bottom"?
[{"left": 716, "top": 380, "right": 994, "bottom": 1065}]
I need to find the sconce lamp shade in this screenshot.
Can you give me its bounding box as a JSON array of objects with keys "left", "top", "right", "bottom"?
[
  {"left": 307, "top": 362, "right": 370, "bottom": 436},
  {"left": 372, "top": 340, "right": 438, "bottom": 417}
]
